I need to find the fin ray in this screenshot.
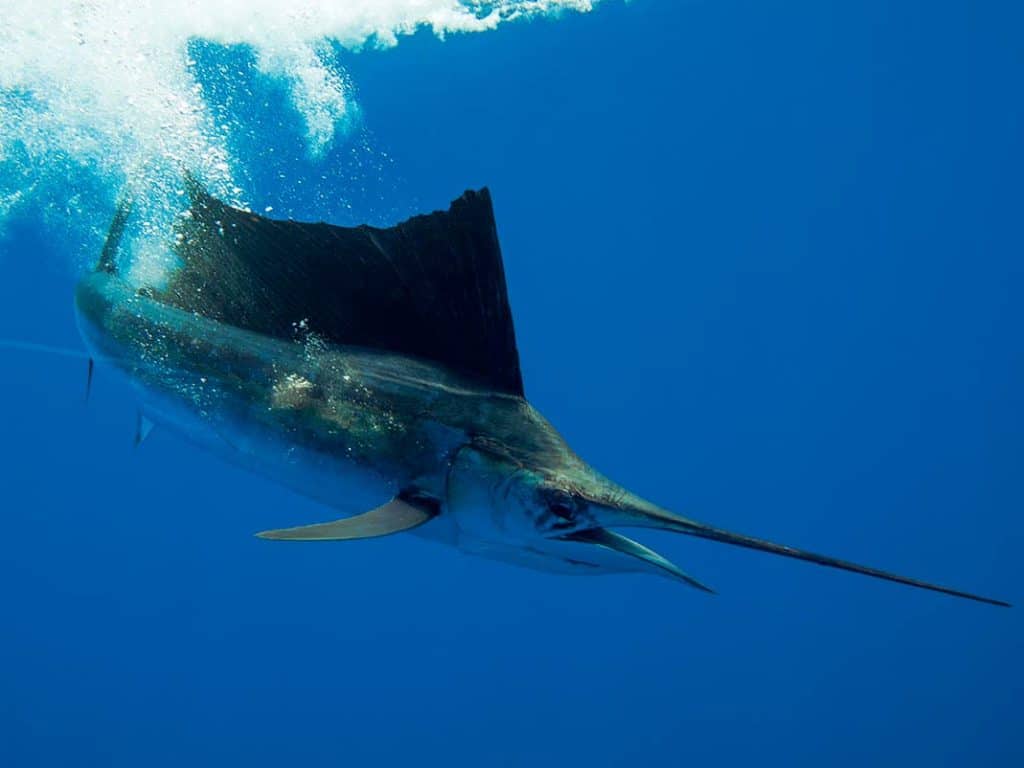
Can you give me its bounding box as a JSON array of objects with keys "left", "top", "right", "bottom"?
[{"left": 96, "top": 197, "right": 133, "bottom": 274}]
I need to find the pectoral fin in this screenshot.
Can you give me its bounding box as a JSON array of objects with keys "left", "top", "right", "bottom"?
[
  {"left": 256, "top": 496, "right": 436, "bottom": 541},
  {"left": 134, "top": 410, "right": 155, "bottom": 446}
]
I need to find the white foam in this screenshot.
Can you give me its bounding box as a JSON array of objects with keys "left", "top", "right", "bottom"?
[{"left": 0, "top": 1, "right": 598, "bottom": 237}]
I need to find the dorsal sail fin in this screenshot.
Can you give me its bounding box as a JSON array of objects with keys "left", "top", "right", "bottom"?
[{"left": 154, "top": 178, "right": 524, "bottom": 396}]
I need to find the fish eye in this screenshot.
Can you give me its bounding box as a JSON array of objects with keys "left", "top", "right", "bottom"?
[{"left": 548, "top": 491, "right": 577, "bottom": 521}]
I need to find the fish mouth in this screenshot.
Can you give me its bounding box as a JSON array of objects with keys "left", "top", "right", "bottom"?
[{"left": 556, "top": 527, "right": 715, "bottom": 593}]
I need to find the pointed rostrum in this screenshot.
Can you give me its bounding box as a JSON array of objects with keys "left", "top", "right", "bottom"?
[{"left": 631, "top": 506, "right": 1011, "bottom": 607}]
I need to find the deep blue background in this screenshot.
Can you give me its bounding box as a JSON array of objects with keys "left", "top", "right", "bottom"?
[{"left": 1, "top": 2, "right": 1021, "bottom": 765}]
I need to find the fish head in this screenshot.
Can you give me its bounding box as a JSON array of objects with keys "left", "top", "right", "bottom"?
[
  {"left": 445, "top": 443, "right": 713, "bottom": 588},
  {"left": 444, "top": 440, "right": 1010, "bottom": 605}
]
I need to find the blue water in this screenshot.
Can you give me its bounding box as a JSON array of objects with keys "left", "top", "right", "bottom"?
[{"left": 2, "top": 2, "right": 1021, "bottom": 765}]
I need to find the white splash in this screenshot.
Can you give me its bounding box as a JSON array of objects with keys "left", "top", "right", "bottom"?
[{"left": 0, "top": 0, "right": 598, "bottom": 252}]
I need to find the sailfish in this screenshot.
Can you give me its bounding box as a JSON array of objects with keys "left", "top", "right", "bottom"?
[{"left": 71, "top": 178, "right": 1008, "bottom": 606}]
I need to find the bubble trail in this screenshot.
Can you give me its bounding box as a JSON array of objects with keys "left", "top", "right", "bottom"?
[{"left": 0, "top": 1, "right": 599, "bottom": 233}]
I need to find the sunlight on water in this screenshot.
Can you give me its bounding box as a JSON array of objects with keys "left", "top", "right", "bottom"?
[{"left": 0, "top": 0, "right": 597, "bottom": 271}]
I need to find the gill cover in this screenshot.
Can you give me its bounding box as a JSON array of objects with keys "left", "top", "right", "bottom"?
[{"left": 446, "top": 446, "right": 536, "bottom": 542}]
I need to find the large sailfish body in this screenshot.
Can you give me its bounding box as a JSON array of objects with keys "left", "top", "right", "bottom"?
[
  {"left": 75, "top": 184, "right": 623, "bottom": 568},
  {"left": 74, "top": 179, "right": 1008, "bottom": 605},
  {"left": 76, "top": 265, "right": 597, "bottom": 561}
]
